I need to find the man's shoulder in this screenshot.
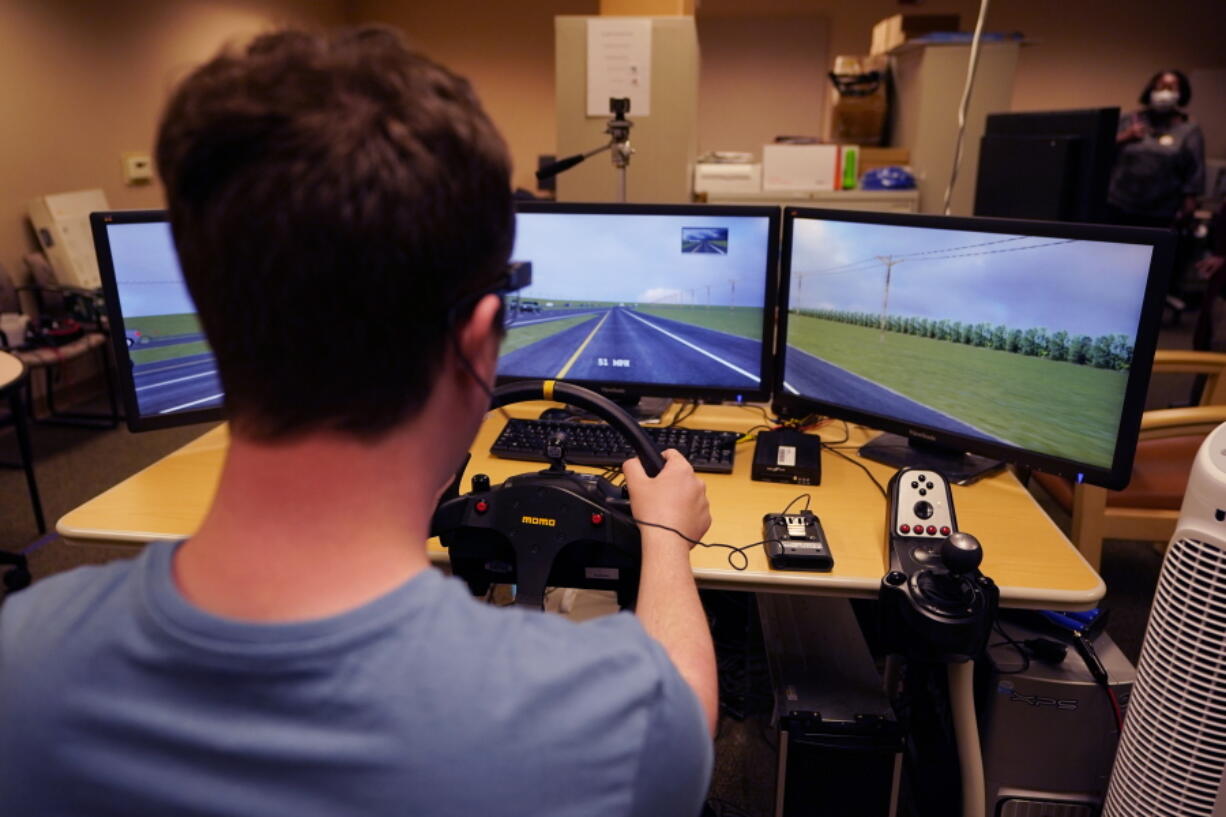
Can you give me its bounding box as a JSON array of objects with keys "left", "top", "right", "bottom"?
[{"left": 1, "top": 555, "right": 141, "bottom": 649}]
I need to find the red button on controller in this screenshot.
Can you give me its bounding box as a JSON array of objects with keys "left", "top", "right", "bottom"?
[
  {"left": 926, "top": 525, "right": 937, "bottom": 535},
  {"left": 900, "top": 524, "right": 911, "bottom": 534},
  {"left": 940, "top": 526, "right": 951, "bottom": 536},
  {"left": 591, "top": 513, "right": 605, "bottom": 526},
  {"left": 475, "top": 500, "right": 489, "bottom": 513}
]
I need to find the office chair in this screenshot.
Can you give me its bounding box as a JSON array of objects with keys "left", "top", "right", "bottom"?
[
  {"left": 0, "top": 255, "right": 118, "bottom": 428},
  {"left": 1031, "top": 349, "right": 1226, "bottom": 569}
]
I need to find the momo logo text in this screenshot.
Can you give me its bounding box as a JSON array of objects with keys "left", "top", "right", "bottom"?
[{"left": 521, "top": 516, "right": 557, "bottom": 527}]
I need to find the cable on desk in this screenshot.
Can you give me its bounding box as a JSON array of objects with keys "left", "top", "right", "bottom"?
[
  {"left": 668, "top": 400, "right": 700, "bottom": 427},
  {"left": 780, "top": 493, "right": 813, "bottom": 515},
  {"left": 737, "top": 402, "right": 777, "bottom": 427},
  {"left": 822, "top": 442, "right": 888, "bottom": 499}
]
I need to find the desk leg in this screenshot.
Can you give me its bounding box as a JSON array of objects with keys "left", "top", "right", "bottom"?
[{"left": 9, "top": 386, "right": 46, "bottom": 534}]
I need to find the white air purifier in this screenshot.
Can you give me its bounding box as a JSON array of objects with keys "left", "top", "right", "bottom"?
[{"left": 1104, "top": 421, "right": 1226, "bottom": 817}]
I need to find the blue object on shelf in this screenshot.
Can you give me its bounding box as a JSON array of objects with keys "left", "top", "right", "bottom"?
[{"left": 861, "top": 166, "right": 916, "bottom": 190}]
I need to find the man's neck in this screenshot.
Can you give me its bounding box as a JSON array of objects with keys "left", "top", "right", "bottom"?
[{"left": 174, "top": 428, "right": 449, "bottom": 622}]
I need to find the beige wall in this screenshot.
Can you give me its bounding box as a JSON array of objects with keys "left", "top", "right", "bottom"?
[
  {"left": 4, "top": 0, "right": 1224, "bottom": 278},
  {"left": 0, "top": 0, "right": 345, "bottom": 279},
  {"left": 351, "top": 0, "right": 598, "bottom": 194}
]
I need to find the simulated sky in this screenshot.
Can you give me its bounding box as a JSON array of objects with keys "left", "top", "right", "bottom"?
[
  {"left": 788, "top": 219, "right": 1155, "bottom": 340},
  {"left": 107, "top": 221, "right": 198, "bottom": 318},
  {"left": 512, "top": 213, "right": 771, "bottom": 307}
]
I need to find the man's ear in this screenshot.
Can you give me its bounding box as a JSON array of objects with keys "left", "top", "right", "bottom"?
[{"left": 454, "top": 293, "right": 503, "bottom": 385}]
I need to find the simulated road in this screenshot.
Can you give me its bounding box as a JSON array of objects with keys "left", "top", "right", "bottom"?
[
  {"left": 782, "top": 347, "right": 1009, "bottom": 445},
  {"left": 128, "top": 331, "right": 206, "bottom": 350},
  {"left": 499, "top": 307, "right": 761, "bottom": 390},
  {"left": 131, "top": 352, "right": 223, "bottom": 416}
]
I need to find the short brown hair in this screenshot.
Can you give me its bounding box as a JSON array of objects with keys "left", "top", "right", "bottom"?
[{"left": 156, "top": 27, "right": 513, "bottom": 440}]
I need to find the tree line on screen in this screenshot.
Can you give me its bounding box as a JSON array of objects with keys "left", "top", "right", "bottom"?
[{"left": 795, "top": 308, "right": 1134, "bottom": 370}]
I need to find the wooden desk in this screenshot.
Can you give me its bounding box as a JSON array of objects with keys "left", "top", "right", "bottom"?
[{"left": 57, "top": 403, "right": 1104, "bottom": 610}]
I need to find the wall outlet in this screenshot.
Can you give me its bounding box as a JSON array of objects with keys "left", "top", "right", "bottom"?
[{"left": 121, "top": 152, "right": 154, "bottom": 185}]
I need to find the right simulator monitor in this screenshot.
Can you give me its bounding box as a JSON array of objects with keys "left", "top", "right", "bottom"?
[{"left": 776, "top": 208, "right": 1174, "bottom": 488}]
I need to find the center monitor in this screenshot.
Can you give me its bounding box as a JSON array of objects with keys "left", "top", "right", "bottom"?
[
  {"left": 775, "top": 208, "right": 1173, "bottom": 489},
  {"left": 500, "top": 202, "right": 780, "bottom": 405}
]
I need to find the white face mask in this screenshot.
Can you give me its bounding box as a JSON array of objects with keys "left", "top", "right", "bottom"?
[{"left": 1150, "top": 88, "right": 1179, "bottom": 111}]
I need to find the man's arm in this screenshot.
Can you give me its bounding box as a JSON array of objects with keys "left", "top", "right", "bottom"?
[{"left": 623, "top": 450, "right": 719, "bottom": 735}]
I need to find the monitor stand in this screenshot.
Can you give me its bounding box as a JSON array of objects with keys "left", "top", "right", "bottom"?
[
  {"left": 858, "top": 432, "right": 1004, "bottom": 486},
  {"left": 545, "top": 394, "right": 673, "bottom": 424}
]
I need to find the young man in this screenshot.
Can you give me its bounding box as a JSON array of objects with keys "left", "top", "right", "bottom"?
[{"left": 0, "top": 27, "right": 717, "bottom": 815}]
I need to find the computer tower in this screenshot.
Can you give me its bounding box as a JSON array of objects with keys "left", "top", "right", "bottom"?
[
  {"left": 982, "top": 622, "right": 1135, "bottom": 816},
  {"left": 759, "top": 595, "right": 903, "bottom": 817}
]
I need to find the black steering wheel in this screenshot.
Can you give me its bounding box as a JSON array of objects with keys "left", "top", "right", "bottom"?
[{"left": 431, "top": 380, "right": 665, "bottom": 609}]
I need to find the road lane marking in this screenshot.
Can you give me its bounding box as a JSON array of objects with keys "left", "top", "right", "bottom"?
[
  {"left": 136, "top": 370, "right": 218, "bottom": 391},
  {"left": 620, "top": 310, "right": 759, "bottom": 383},
  {"left": 555, "top": 311, "right": 610, "bottom": 378},
  {"left": 507, "top": 310, "right": 603, "bottom": 327},
  {"left": 158, "top": 393, "right": 224, "bottom": 414}
]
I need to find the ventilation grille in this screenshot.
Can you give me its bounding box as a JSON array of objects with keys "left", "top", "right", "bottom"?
[{"left": 1104, "top": 536, "right": 1226, "bottom": 817}]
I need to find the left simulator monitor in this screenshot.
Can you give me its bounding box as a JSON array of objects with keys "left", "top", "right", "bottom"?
[{"left": 92, "top": 210, "right": 223, "bottom": 431}]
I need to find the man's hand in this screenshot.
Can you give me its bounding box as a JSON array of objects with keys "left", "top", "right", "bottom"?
[{"left": 622, "top": 449, "right": 711, "bottom": 547}]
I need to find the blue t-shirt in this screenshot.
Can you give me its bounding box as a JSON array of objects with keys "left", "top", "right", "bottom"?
[{"left": 0, "top": 541, "right": 712, "bottom": 816}]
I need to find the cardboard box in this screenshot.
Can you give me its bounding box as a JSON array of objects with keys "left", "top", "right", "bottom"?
[
  {"left": 762, "top": 144, "right": 841, "bottom": 192},
  {"left": 870, "top": 14, "right": 960, "bottom": 55},
  {"left": 600, "top": 0, "right": 694, "bottom": 14},
  {"left": 828, "top": 56, "right": 889, "bottom": 146},
  {"left": 694, "top": 163, "right": 762, "bottom": 195}
]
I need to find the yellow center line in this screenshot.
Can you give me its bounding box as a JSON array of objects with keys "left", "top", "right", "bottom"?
[{"left": 555, "top": 311, "right": 610, "bottom": 378}]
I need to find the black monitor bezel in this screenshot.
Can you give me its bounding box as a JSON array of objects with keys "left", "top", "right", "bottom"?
[
  {"left": 773, "top": 206, "right": 1174, "bottom": 490},
  {"left": 503, "top": 201, "right": 782, "bottom": 404},
  {"left": 92, "top": 209, "right": 225, "bottom": 432}
]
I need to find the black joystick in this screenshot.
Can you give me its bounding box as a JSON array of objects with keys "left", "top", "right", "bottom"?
[{"left": 941, "top": 532, "right": 983, "bottom": 575}]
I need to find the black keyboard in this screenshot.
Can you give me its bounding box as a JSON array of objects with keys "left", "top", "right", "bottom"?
[{"left": 490, "top": 418, "right": 739, "bottom": 474}]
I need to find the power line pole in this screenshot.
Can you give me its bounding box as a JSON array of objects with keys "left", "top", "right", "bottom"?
[{"left": 876, "top": 255, "right": 904, "bottom": 339}]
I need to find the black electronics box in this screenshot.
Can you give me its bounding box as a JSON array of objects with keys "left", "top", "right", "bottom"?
[{"left": 752, "top": 428, "right": 821, "bottom": 485}]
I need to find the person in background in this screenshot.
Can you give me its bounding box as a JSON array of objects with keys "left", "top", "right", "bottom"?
[
  {"left": 1108, "top": 70, "right": 1205, "bottom": 228},
  {"left": 1107, "top": 70, "right": 1205, "bottom": 309}
]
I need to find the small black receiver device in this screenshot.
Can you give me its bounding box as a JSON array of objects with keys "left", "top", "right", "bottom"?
[
  {"left": 752, "top": 428, "right": 822, "bottom": 485},
  {"left": 763, "top": 510, "right": 834, "bottom": 570}
]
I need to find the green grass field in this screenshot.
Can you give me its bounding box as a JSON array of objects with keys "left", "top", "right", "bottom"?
[
  {"left": 130, "top": 341, "right": 212, "bottom": 365},
  {"left": 635, "top": 305, "right": 760, "bottom": 340},
  {"left": 788, "top": 315, "right": 1128, "bottom": 467},
  {"left": 125, "top": 313, "right": 209, "bottom": 365},
  {"left": 501, "top": 314, "right": 598, "bottom": 355},
  {"left": 125, "top": 314, "right": 203, "bottom": 337}
]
